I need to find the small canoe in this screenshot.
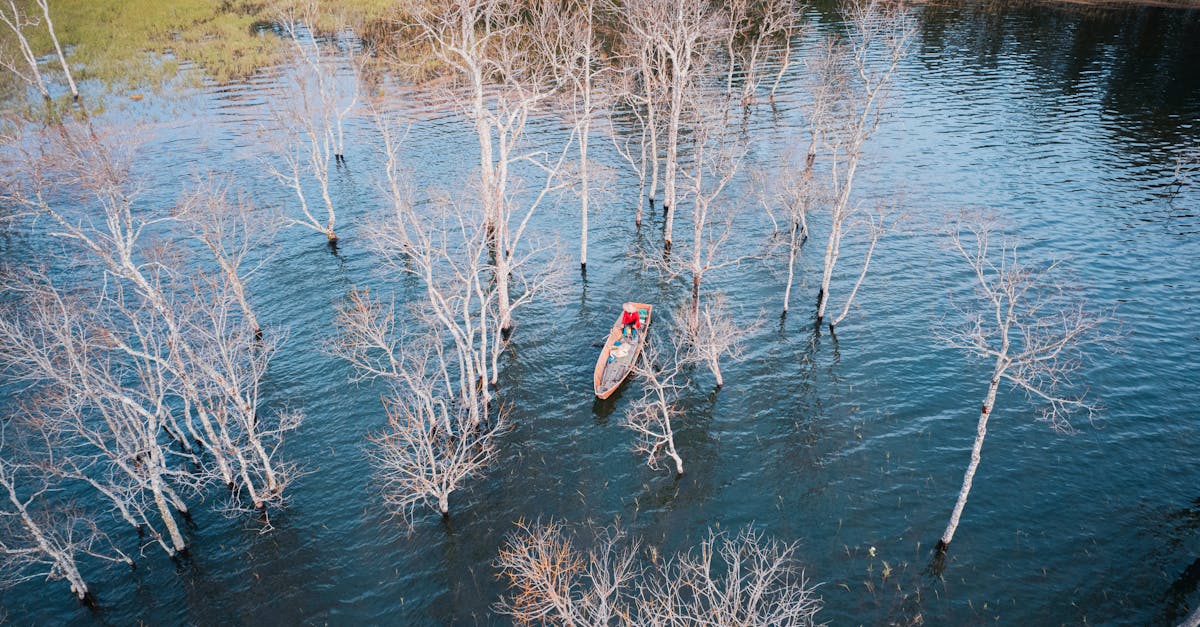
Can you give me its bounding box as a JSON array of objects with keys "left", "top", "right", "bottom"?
[{"left": 593, "top": 302, "right": 653, "bottom": 399}]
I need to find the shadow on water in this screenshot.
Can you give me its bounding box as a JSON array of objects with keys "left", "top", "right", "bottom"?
[
  {"left": 1165, "top": 556, "right": 1200, "bottom": 624},
  {"left": 592, "top": 387, "right": 626, "bottom": 424},
  {"left": 1156, "top": 495, "right": 1200, "bottom": 623}
]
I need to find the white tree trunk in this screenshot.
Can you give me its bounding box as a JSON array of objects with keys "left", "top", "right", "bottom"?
[
  {"left": 663, "top": 87, "right": 682, "bottom": 249},
  {"left": 816, "top": 222, "right": 839, "bottom": 320},
  {"left": 0, "top": 1, "right": 51, "bottom": 100},
  {"left": 783, "top": 223, "right": 798, "bottom": 313},
  {"left": 642, "top": 51, "right": 660, "bottom": 206},
  {"left": 939, "top": 370, "right": 1002, "bottom": 550},
  {"left": 496, "top": 227, "right": 513, "bottom": 334},
  {"left": 831, "top": 222, "right": 880, "bottom": 328},
  {"left": 38, "top": 0, "right": 77, "bottom": 101},
  {"left": 580, "top": 118, "right": 590, "bottom": 270},
  {"left": 3, "top": 474, "right": 89, "bottom": 599},
  {"left": 151, "top": 475, "right": 187, "bottom": 554}
]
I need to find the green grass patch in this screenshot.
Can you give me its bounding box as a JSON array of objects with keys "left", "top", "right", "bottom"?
[{"left": 1, "top": 0, "right": 410, "bottom": 93}]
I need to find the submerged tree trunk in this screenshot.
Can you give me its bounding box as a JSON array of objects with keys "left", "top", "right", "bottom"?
[
  {"left": 939, "top": 369, "right": 1002, "bottom": 551},
  {"left": 580, "top": 120, "right": 590, "bottom": 271},
  {"left": 151, "top": 474, "right": 187, "bottom": 555},
  {"left": 783, "top": 222, "right": 799, "bottom": 313},
  {"left": 815, "top": 221, "right": 840, "bottom": 322},
  {"left": 642, "top": 50, "right": 660, "bottom": 207},
  {"left": 3, "top": 473, "right": 89, "bottom": 599},
  {"left": 663, "top": 85, "right": 682, "bottom": 250}
]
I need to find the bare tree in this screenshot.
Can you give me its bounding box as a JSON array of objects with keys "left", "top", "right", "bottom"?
[
  {"left": 722, "top": 0, "right": 800, "bottom": 110},
  {"left": 935, "top": 212, "right": 1112, "bottom": 552},
  {"left": 1, "top": 122, "right": 301, "bottom": 518},
  {"left": 0, "top": 275, "right": 196, "bottom": 555},
  {"left": 0, "top": 422, "right": 133, "bottom": 602},
  {"left": 677, "top": 295, "right": 752, "bottom": 389},
  {"left": 813, "top": 0, "right": 912, "bottom": 327},
  {"left": 268, "top": 3, "right": 362, "bottom": 244},
  {"left": 496, "top": 520, "right": 823, "bottom": 626},
  {"left": 35, "top": 0, "right": 76, "bottom": 102},
  {"left": 335, "top": 235, "right": 508, "bottom": 520},
  {"left": 631, "top": 32, "right": 663, "bottom": 211},
  {"left": 373, "top": 115, "right": 530, "bottom": 396},
  {"left": 768, "top": 1, "right": 801, "bottom": 103},
  {"left": 336, "top": 283, "right": 508, "bottom": 522},
  {"left": 331, "top": 117, "right": 524, "bottom": 522},
  {"left": 605, "top": 66, "right": 654, "bottom": 227},
  {"left": 281, "top": 0, "right": 362, "bottom": 161},
  {"left": 665, "top": 98, "right": 753, "bottom": 386},
  {"left": 763, "top": 39, "right": 841, "bottom": 315},
  {"left": 407, "top": 0, "right": 568, "bottom": 335},
  {"left": 0, "top": 0, "right": 51, "bottom": 101},
  {"left": 176, "top": 177, "right": 272, "bottom": 338},
  {"left": 759, "top": 157, "right": 821, "bottom": 314},
  {"left": 532, "top": 0, "right": 605, "bottom": 272},
  {"left": 187, "top": 276, "right": 303, "bottom": 511},
  {"left": 496, "top": 520, "right": 639, "bottom": 626},
  {"left": 625, "top": 340, "right": 687, "bottom": 476},
  {"left": 623, "top": 0, "right": 727, "bottom": 250},
  {"left": 369, "top": 344, "right": 506, "bottom": 521},
  {"left": 643, "top": 527, "right": 823, "bottom": 625},
  {"left": 678, "top": 101, "right": 745, "bottom": 320}
]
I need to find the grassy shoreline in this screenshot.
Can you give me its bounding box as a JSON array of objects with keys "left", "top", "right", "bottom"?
[
  {"left": 1, "top": 0, "right": 403, "bottom": 91},
  {"left": 1, "top": 0, "right": 1197, "bottom": 104}
]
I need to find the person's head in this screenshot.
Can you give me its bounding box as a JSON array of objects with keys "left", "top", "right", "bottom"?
[{"left": 624, "top": 303, "right": 634, "bottom": 313}]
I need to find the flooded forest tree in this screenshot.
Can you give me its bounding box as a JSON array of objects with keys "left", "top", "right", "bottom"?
[
  {"left": 0, "top": 123, "right": 302, "bottom": 558},
  {"left": 935, "top": 213, "right": 1110, "bottom": 552},
  {"left": 268, "top": 3, "right": 362, "bottom": 245},
  {"left": 34, "top": 0, "right": 76, "bottom": 101},
  {"left": 625, "top": 340, "right": 688, "bottom": 476},
  {"left": 623, "top": 0, "right": 726, "bottom": 251},
  {"left": 722, "top": 0, "right": 800, "bottom": 110},
  {"left": 532, "top": 0, "right": 603, "bottom": 273},
  {"left": 496, "top": 520, "right": 823, "bottom": 625},
  {"left": 675, "top": 97, "right": 752, "bottom": 388},
  {"left": 331, "top": 118, "right": 520, "bottom": 521},
  {"left": 0, "top": 0, "right": 50, "bottom": 101},
  {"left": 765, "top": 34, "right": 839, "bottom": 315},
  {"left": 0, "top": 422, "right": 132, "bottom": 602},
  {"left": 812, "top": 0, "right": 911, "bottom": 329},
  {"left": 606, "top": 63, "right": 654, "bottom": 228},
  {"left": 408, "top": 0, "right": 568, "bottom": 337}
]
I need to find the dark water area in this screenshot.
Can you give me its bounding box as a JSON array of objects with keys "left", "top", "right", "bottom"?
[{"left": 3, "top": 2, "right": 1200, "bottom": 625}]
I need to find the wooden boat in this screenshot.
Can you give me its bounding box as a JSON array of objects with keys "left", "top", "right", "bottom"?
[{"left": 593, "top": 302, "right": 653, "bottom": 399}]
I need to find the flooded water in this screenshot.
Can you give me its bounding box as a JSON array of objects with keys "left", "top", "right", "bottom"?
[{"left": 3, "top": 1, "right": 1200, "bottom": 624}]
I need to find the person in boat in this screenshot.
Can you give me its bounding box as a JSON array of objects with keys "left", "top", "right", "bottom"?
[{"left": 621, "top": 303, "right": 641, "bottom": 340}]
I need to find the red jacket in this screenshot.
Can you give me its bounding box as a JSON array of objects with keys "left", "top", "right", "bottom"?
[{"left": 621, "top": 310, "right": 640, "bottom": 328}]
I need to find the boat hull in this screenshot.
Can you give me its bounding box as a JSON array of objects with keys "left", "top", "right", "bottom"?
[{"left": 593, "top": 302, "right": 653, "bottom": 399}]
